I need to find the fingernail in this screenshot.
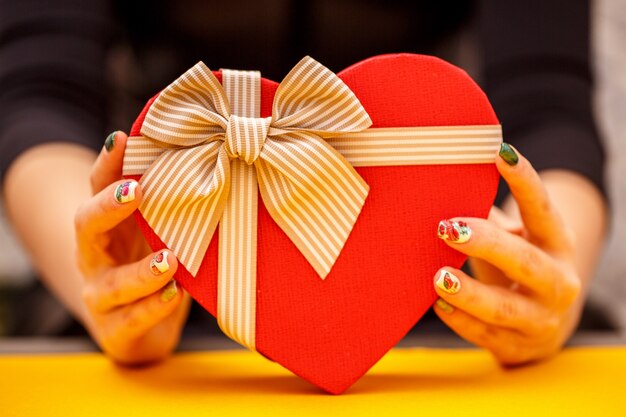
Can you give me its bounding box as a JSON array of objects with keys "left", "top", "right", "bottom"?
[
  {"left": 104, "top": 131, "right": 117, "bottom": 152},
  {"left": 150, "top": 251, "right": 170, "bottom": 275},
  {"left": 114, "top": 180, "right": 138, "bottom": 204},
  {"left": 437, "top": 219, "right": 472, "bottom": 243},
  {"left": 435, "top": 269, "right": 461, "bottom": 294},
  {"left": 435, "top": 298, "right": 455, "bottom": 314},
  {"left": 160, "top": 280, "right": 178, "bottom": 302},
  {"left": 499, "top": 142, "right": 519, "bottom": 166}
]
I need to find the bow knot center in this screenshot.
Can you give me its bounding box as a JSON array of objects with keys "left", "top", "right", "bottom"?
[{"left": 224, "top": 115, "right": 272, "bottom": 165}]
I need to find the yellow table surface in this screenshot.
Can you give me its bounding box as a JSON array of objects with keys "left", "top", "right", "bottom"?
[{"left": 1, "top": 346, "right": 624, "bottom": 417}]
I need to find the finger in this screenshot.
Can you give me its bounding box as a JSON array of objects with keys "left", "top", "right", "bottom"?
[
  {"left": 75, "top": 179, "right": 141, "bottom": 243},
  {"left": 83, "top": 250, "right": 177, "bottom": 312},
  {"left": 438, "top": 217, "right": 563, "bottom": 298},
  {"left": 104, "top": 280, "right": 183, "bottom": 341},
  {"left": 468, "top": 257, "right": 513, "bottom": 288},
  {"left": 488, "top": 206, "right": 523, "bottom": 236},
  {"left": 433, "top": 299, "right": 534, "bottom": 364},
  {"left": 496, "top": 144, "right": 568, "bottom": 251},
  {"left": 91, "top": 131, "right": 129, "bottom": 193},
  {"left": 433, "top": 268, "right": 556, "bottom": 335},
  {"left": 468, "top": 207, "right": 522, "bottom": 288}
]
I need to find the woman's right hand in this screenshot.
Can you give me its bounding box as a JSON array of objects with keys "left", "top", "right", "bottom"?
[{"left": 75, "top": 131, "right": 190, "bottom": 364}]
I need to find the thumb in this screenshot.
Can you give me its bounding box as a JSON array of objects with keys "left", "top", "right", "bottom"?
[
  {"left": 76, "top": 179, "right": 142, "bottom": 248},
  {"left": 90, "top": 131, "right": 129, "bottom": 193}
]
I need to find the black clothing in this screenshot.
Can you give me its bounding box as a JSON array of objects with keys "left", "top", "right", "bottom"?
[{"left": 0, "top": 0, "right": 604, "bottom": 196}]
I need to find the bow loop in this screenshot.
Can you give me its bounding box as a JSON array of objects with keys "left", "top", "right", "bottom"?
[
  {"left": 141, "top": 62, "right": 230, "bottom": 148},
  {"left": 271, "top": 57, "right": 372, "bottom": 136}
]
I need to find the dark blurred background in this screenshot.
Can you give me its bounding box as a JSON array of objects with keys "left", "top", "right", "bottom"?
[{"left": 0, "top": 0, "right": 624, "bottom": 343}]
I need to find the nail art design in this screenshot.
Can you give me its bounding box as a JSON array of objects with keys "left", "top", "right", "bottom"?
[
  {"left": 150, "top": 251, "right": 170, "bottom": 274},
  {"left": 435, "top": 298, "right": 454, "bottom": 314},
  {"left": 437, "top": 220, "right": 472, "bottom": 243},
  {"left": 161, "top": 280, "right": 178, "bottom": 302},
  {"left": 499, "top": 142, "right": 519, "bottom": 166},
  {"left": 114, "top": 181, "right": 138, "bottom": 204},
  {"left": 104, "top": 131, "right": 117, "bottom": 152},
  {"left": 436, "top": 269, "right": 460, "bottom": 294}
]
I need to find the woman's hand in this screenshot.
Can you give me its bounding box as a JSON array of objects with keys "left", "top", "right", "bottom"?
[
  {"left": 75, "top": 132, "right": 190, "bottom": 364},
  {"left": 433, "top": 144, "right": 603, "bottom": 365}
]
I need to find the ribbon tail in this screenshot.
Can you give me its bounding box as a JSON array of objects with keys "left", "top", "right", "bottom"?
[
  {"left": 215, "top": 67, "right": 262, "bottom": 350},
  {"left": 139, "top": 144, "right": 231, "bottom": 276},
  {"left": 217, "top": 160, "right": 258, "bottom": 350},
  {"left": 256, "top": 134, "right": 369, "bottom": 279}
]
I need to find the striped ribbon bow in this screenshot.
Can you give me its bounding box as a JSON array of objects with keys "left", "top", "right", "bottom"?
[{"left": 138, "top": 56, "right": 372, "bottom": 283}]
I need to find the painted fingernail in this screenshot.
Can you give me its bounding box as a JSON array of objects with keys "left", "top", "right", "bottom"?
[
  {"left": 437, "top": 219, "right": 472, "bottom": 243},
  {"left": 150, "top": 251, "right": 170, "bottom": 275},
  {"left": 104, "top": 131, "right": 117, "bottom": 152},
  {"left": 160, "top": 280, "right": 178, "bottom": 302},
  {"left": 114, "top": 180, "right": 138, "bottom": 204},
  {"left": 499, "top": 142, "right": 519, "bottom": 166},
  {"left": 436, "top": 269, "right": 461, "bottom": 294},
  {"left": 435, "top": 298, "right": 455, "bottom": 314}
]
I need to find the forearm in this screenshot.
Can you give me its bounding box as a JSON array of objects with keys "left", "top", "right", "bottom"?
[
  {"left": 3, "top": 143, "right": 97, "bottom": 325},
  {"left": 537, "top": 171, "right": 607, "bottom": 282}
]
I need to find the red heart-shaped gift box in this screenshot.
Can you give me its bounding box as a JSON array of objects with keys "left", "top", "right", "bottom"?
[{"left": 124, "top": 54, "right": 500, "bottom": 394}]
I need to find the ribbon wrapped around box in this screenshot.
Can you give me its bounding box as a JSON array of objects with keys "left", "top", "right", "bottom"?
[{"left": 123, "top": 54, "right": 502, "bottom": 394}]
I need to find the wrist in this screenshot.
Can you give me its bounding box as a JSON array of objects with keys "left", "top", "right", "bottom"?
[{"left": 4, "top": 142, "right": 97, "bottom": 320}]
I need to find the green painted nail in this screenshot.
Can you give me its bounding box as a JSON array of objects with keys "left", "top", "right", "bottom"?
[
  {"left": 104, "top": 131, "right": 117, "bottom": 152},
  {"left": 161, "top": 280, "right": 178, "bottom": 302},
  {"left": 435, "top": 298, "right": 454, "bottom": 314},
  {"left": 499, "top": 143, "right": 519, "bottom": 166}
]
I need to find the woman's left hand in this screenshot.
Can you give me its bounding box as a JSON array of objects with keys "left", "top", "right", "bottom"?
[{"left": 433, "top": 144, "right": 588, "bottom": 365}]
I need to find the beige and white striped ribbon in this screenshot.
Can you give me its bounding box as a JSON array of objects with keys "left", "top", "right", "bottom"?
[
  {"left": 126, "top": 125, "right": 503, "bottom": 171},
  {"left": 328, "top": 125, "right": 503, "bottom": 166},
  {"left": 217, "top": 69, "right": 260, "bottom": 348},
  {"left": 123, "top": 56, "right": 503, "bottom": 350},
  {"left": 134, "top": 57, "right": 371, "bottom": 280}
]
